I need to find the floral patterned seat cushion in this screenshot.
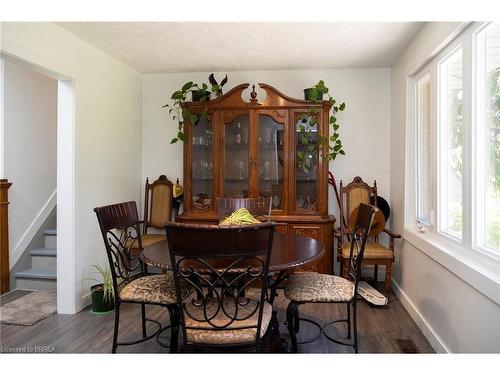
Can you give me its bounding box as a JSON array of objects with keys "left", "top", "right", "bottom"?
[
  {"left": 184, "top": 298, "right": 273, "bottom": 345},
  {"left": 284, "top": 272, "right": 354, "bottom": 303},
  {"left": 119, "top": 273, "right": 191, "bottom": 305}
]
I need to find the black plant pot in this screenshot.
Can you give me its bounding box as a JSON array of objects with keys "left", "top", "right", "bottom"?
[
  {"left": 303, "top": 88, "right": 323, "bottom": 101},
  {"left": 90, "top": 284, "right": 115, "bottom": 315},
  {"left": 192, "top": 90, "right": 211, "bottom": 102}
]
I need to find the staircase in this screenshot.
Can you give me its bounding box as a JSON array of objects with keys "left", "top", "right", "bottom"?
[{"left": 14, "top": 229, "right": 57, "bottom": 290}]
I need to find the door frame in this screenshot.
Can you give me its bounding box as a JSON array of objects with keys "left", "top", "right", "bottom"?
[{"left": 0, "top": 52, "right": 76, "bottom": 314}]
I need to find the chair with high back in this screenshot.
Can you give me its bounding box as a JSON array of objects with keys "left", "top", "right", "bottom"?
[
  {"left": 284, "top": 203, "right": 377, "bottom": 353},
  {"left": 128, "top": 175, "right": 174, "bottom": 255},
  {"left": 334, "top": 176, "right": 401, "bottom": 297},
  {"left": 215, "top": 197, "right": 272, "bottom": 222},
  {"left": 165, "top": 221, "right": 275, "bottom": 352},
  {"left": 94, "top": 201, "right": 192, "bottom": 353}
]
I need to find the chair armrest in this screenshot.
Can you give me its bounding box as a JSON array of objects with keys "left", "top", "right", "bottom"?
[
  {"left": 382, "top": 228, "right": 401, "bottom": 239},
  {"left": 333, "top": 227, "right": 342, "bottom": 238}
]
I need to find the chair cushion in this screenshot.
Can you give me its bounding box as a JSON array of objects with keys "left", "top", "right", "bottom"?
[
  {"left": 284, "top": 272, "right": 354, "bottom": 303},
  {"left": 119, "top": 273, "right": 191, "bottom": 305},
  {"left": 342, "top": 241, "right": 393, "bottom": 259},
  {"left": 184, "top": 298, "right": 273, "bottom": 345}
]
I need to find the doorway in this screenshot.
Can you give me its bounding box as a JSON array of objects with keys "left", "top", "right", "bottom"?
[{"left": 0, "top": 53, "right": 76, "bottom": 314}]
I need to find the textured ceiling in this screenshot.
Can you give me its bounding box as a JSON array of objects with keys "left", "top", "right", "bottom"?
[{"left": 57, "top": 22, "right": 424, "bottom": 73}]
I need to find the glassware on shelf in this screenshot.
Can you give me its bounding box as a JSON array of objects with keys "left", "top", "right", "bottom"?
[
  {"left": 204, "top": 129, "right": 212, "bottom": 145},
  {"left": 202, "top": 160, "right": 208, "bottom": 179},
  {"left": 192, "top": 160, "right": 198, "bottom": 178},
  {"left": 263, "top": 161, "right": 270, "bottom": 180},
  {"left": 272, "top": 195, "right": 281, "bottom": 208},
  {"left": 208, "top": 162, "right": 213, "bottom": 178},
  {"left": 297, "top": 196, "right": 306, "bottom": 208},
  {"left": 242, "top": 127, "right": 249, "bottom": 144},
  {"left": 305, "top": 196, "right": 312, "bottom": 209},
  {"left": 277, "top": 130, "right": 284, "bottom": 147},
  {"left": 235, "top": 122, "right": 242, "bottom": 144},
  {"left": 238, "top": 160, "right": 245, "bottom": 180}
]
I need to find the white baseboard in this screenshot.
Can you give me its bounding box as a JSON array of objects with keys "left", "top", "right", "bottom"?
[
  {"left": 10, "top": 190, "right": 57, "bottom": 269},
  {"left": 392, "top": 279, "right": 451, "bottom": 353}
]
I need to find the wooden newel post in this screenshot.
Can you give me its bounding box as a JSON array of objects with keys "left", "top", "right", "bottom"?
[{"left": 0, "top": 179, "right": 13, "bottom": 294}]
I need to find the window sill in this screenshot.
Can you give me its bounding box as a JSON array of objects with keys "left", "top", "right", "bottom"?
[{"left": 404, "top": 229, "right": 500, "bottom": 306}]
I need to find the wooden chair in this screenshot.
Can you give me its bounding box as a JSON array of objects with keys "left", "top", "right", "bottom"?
[
  {"left": 94, "top": 201, "right": 192, "bottom": 353},
  {"left": 129, "top": 175, "right": 174, "bottom": 255},
  {"left": 215, "top": 197, "right": 272, "bottom": 222},
  {"left": 285, "top": 203, "right": 376, "bottom": 353},
  {"left": 334, "top": 176, "right": 401, "bottom": 297},
  {"left": 165, "top": 221, "right": 275, "bottom": 352}
]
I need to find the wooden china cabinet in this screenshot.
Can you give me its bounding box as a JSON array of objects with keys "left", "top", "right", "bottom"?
[{"left": 177, "top": 83, "right": 335, "bottom": 274}]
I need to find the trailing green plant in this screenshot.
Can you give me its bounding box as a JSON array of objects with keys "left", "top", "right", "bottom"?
[
  {"left": 296, "top": 118, "right": 319, "bottom": 173},
  {"left": 88, "top": 264, "right": 114, "bottom": 304},
  {"left": 163, "top": 74, "right": 229, "bottom": 144},
  {"left": 297, "top": 80, "right": 346, "bottom": 172},
  {"left": 162, "top": 81, "right": 210, "bottom": 144}
]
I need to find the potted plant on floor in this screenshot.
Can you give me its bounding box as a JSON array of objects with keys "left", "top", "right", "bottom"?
[{"left": 88, "top": 264, "right": 115, "bottom": 315}]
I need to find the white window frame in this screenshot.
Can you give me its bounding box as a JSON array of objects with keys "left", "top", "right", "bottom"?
[
  {"left": 436, "top": 43, "right": 466, "bottom": 243},
  {"left": 472, "top": 22, "right": 500, "bottom": 261},
  {"left": 414, "top": 70, "right": 433, "bottom": 226},
  {"left": 405, "top": 22, "right": 500, "bottom": 306}
]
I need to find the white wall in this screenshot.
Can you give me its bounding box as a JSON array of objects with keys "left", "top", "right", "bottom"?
[
  {"left": 142, "top": 68, "right": 391, "bottom": 223},
  {"left": 390, "top": 22, "right": 500, "bottom": 353},
  {"left": 3, "top": 58, "right": 57, "bottom": 267},
  {"left": 1, "top": 22, "right": 143, "bottom": 313}
]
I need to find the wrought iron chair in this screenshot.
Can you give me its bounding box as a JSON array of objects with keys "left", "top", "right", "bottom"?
[
  {"left": 284, "top": 203, "right": 376, "bottom": 353},
  {"left": 216, "top": 196, "right": 272, "bottom": 222},
  {"left": 165, "top": 221, "right": 275, "bottom": 352},
  {"left": 334, "top": 176, "right": 401, "bottom": 297},
  {"left": 94, "top": 201, "right": 192, "bottom": 353}
]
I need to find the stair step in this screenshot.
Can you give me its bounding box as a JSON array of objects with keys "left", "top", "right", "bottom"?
[
  {"left": 30, "top": 248, "right": 57, "bottom": 257},
  {"left": 15, "top": 268, "right": 57, "bottom": 280},
  {"left": 30, "top": 248, "right": 57, "bottom": 271},
  {"left": 16, "top": 278, "right": 57, "bottom": 291},
  {"left": 44, "top": 229, "right": 57, "bottom": 248}
]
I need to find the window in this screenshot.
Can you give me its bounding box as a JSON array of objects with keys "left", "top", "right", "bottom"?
[
  {"left": 415, "top": 73, "right": 432, "bottom": 224},
  {"left": 438, "top": 47, "right": 464, "bottom": 240},
  {"left": 475, "top": 23, "right": 500, "bottom": 253},
  {"left": 408, "top": 22, "right": 500, "bottom": 259}
]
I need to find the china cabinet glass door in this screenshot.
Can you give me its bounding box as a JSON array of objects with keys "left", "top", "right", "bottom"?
[
  {"left": 294, "top": 114, "right": 319, "bottom": 212},
  {"left": 191, "top": 117, "right": 214, "bottom": 209},
  {"left": 258, "top": 113, "right": 286, "bottom": 211},
  {"left": 223, "top": 113, "right": 250, "bottom": 198}
]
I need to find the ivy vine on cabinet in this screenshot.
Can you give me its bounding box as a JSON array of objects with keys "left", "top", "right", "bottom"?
[{"left": 177, "top": 83, "right": 335, "bottom": 274}]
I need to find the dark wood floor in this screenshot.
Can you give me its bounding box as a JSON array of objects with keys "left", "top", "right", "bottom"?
[{"left": 0, "top": 287, "right": 434, "bottom": 354}]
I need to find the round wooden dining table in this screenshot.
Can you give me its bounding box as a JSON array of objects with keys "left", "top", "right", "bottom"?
[
  {"left": 140, "top": 231, "right": 325, "bottom": 352},
  {"left": 140, "top": 231, "right": 325, "bottom": 276}
]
